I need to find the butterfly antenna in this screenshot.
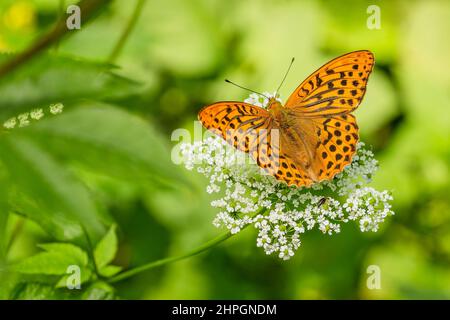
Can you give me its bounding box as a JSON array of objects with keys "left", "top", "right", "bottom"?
[
  {"left": 275, "top": 57, "right": 295, "bottom": 96},
  {"left": 225, "top": 79, "right": 270, "bottom": 99}
]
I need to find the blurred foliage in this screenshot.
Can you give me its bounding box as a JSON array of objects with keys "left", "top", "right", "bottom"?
[{"left": 0, "top": 0, "right": 449, "bottom": 299}]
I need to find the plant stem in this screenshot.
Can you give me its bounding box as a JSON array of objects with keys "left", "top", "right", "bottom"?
[
  {"left": 0, "top": 0, "right": 112, "bottom": 79},
  {"left": 81, "top": 225, "right": 101, "bottom": 278},
  {"left": 53, "top": 0, "right": 66, "bottom": 52},
  {"left": 108, "top": 0, "right": 146, "bottom": 63},
  {"left": 108, "top": 230, "right": 232, "bottom": 283},
  {"left": 108, "top": 209, "right": 266, "bottom": 284}
]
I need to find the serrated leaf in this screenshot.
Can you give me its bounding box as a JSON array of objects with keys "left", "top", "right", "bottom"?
[
  {"left": 11, "top": 251, "right": 85, "bottom": 275},
  {"left": 0, "top": 135, "right": 105, "bottom": 242},
  {"left": 0, "top": 54, "right": 139, "bottom": 122},
  {"left": 94, "top": 224, "right": 117, "bottom": 268},
  {"left": 37, "top": 243, "right": 88, "bottom": 266},
  {"left": 23, "top": 104, "right": 189, "bottom": 185},
  {"left": 99, "top": 265, "right": 122, "bottom": 278}
]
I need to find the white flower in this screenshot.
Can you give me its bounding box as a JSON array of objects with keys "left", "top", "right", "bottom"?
[
  {"left": 244, "top": 92, "right": 282, "bottom": 109},
  {"left": 3, "top": 117, "right": 17, "bottom": 129},
  {"left": 181, "top": 92, "right": 394, "bottom": 260},
  {"left": 3, "top": 103, "right": 63, "bottom": 131},
  {"left": 30, "top": 108, "right": 44, "bottom": 120},
  {"left": 49, "top": 103, "right": 64, "bottom": 114},
  {"left": 18, "top": 113, "right": 30, "bottom": 127}
]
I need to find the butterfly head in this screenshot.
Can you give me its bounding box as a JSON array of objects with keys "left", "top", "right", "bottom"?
[{"left": 267, "top": 97, "right": 283, "bottom": 114}]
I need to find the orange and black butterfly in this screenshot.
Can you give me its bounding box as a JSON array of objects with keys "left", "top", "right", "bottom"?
[{"left": 198, "top": 50, "right": 374, "bottom": 187}]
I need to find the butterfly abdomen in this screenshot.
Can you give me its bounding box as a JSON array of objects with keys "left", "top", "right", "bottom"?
[{"left": 279, "top": 123, "right": 321, "bottom": 182}]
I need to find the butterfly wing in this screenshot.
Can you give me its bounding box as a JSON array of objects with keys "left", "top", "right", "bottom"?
[
  {"left": 278, "top": 51, "right": 374, "bottom": 184},
  {"left": 309, "top": 113, "right": 359, "bottom": 181},
  {"left": 285, "top": 50, "right": 374, "bottom": 116},
  {"left": 271, "top": 151, "right": 315, "bottom": 187},
  {"left": 275, "top": 116, "right": 359, "bottom": 185},
  {"left": 198, "top": 102, "right": 277, "bottom": 170}
]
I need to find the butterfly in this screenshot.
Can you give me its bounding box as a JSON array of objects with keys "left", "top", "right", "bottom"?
[{"left": 198, "top": 50, "right": 374, "bottom": 187}]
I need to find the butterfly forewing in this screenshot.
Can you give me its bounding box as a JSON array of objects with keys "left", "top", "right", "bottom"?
[
  {"left": 285, "top": 50, "right": 374, "bottom": 116},
  {"left": 198, "top": 102, "right": 280, "bottom": 172}
]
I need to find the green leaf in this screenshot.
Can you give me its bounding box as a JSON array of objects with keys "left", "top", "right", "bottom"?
[
  {"left": 23, "top": 104, "right": 189, "bottom": 185},
  {"left": 11, "top": 283, "right": 60, "bottom": 300},
  {"left": 9, "top": 192, "right": 84, "bottom": 242},
  {"left": 11, "top": 251, "right": 89, "bottom": 275},
  {"left": 0, "top": 135, "right": 105, "bottom": 242},
  {"left": 10, "top": 282, "right": 78, "bottom": 300},
  {"left": 0, "top": 272, "right": 20, "bottom": 299},
  {"left": 81, "top": 281, "right": 116, "bottom": 300},
  {"left": 94, "top": 224, "right": 118, "bottom": 269},
  {"left": 99, "top": 265, "right": 122, "bottom": 278},
  {"left": 37, "top": 243, "right": 88, "bottom": 266},
  {"left": 0, "top": 53, "right": 139, "bottom": 122},
  {"left": 0, "top": 163, "right": 10, "bottom": 259},
  {"left": 55, "top": 269, "right": 93, "bottom": 289}
]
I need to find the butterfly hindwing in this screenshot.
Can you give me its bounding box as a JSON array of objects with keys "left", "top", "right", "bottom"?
[
  {"left": 285, "top": 50, "right": 374, "bottom": 117},
  {"left": 273, "top": 150, "right": 315, "bottom": 187},
  {"left": 311, "top": 113, "right": 359, "bottom": 181}
]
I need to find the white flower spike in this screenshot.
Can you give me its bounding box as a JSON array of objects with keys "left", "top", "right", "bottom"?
[
  {"left": 49, "top": 103, "right": 64, "bottom": 114},
  {"left": 3, "top": 103, "right": 64, "bottom": 130}
]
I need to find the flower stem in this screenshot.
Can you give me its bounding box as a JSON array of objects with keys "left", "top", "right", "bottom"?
[
  {"left": 108, "top": 0, "right": 146, "bottom": 63},
  {"left": 108, "top": 230, "right": 233, "bottom": 283},
  {"left": 108, "top": 209, "right": 266, "bottom": 284}
]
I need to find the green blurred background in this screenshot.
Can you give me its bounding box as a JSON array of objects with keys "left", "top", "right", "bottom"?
[{"left": 0, "top": 0, "right": 449, "bottom": 299}]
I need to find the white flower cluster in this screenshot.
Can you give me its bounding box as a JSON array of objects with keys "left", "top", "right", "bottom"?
[
  {"left": 180, "top": 93, "right": 394, "bottom": 260},
  {"left": 244, "top": 92, "right": 282, "bottom": 108},
  {"left": 3, "top": 103, "right": 64, "bottom": 129}
]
